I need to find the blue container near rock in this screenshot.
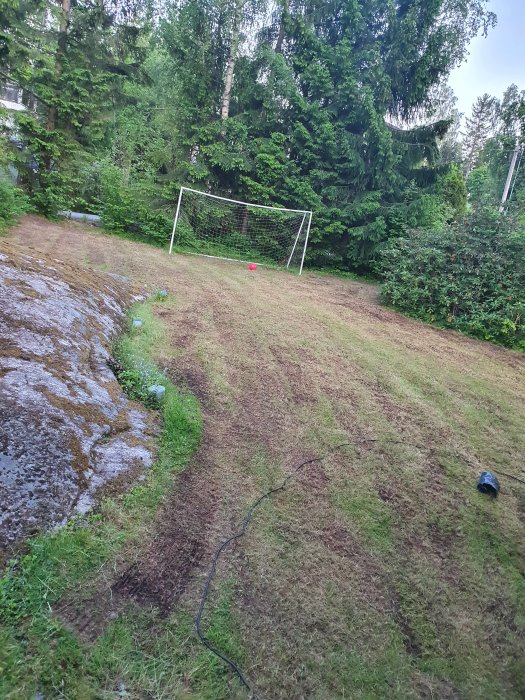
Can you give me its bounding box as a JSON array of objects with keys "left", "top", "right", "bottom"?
[
  {"left": 132, "top": 318, "right": 143, "bottom": 329},
  {"left": 477, "top": 471, "right": 500, "bottom": 497},
  {"left": 148, "top": 385, "right": 166, "bottom": 401}
]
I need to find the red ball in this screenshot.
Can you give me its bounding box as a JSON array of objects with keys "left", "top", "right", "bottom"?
[{"left": 248, "top": 263, "right": 257, "bottom": 271}]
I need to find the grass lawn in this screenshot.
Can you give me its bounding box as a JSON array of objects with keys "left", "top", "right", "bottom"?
[{"left": 1, "top": 215, "right": 524, "bottom": 699}]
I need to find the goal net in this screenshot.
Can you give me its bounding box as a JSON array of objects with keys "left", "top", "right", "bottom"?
[{"left": 169, "top": 187, "right": 312, "bottom": 274}]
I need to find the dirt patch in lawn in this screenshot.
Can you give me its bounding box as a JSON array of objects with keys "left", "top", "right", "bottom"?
[{"left": 113, "top": 454, "right": 218, "bottom": 614}]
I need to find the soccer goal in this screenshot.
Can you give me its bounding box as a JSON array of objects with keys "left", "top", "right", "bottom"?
[{"left": 168, "top": 187, "right": 312, "bottom": 274}]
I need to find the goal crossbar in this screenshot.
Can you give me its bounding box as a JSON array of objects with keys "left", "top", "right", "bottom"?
[
  {"left": 168, "top": 187, "right": 313, "bottom": 274},
  {"left": 178, "top": 186, "right": 311, "bottom": 215}
]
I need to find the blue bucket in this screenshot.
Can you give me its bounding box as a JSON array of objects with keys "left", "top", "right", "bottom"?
[{"left": 477, "top": 471, "right": 500, "bottom": 497}]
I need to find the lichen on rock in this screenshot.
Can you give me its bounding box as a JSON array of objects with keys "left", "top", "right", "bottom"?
[{"left": 0, "top": 244, "right": 159, "bottom": 551}]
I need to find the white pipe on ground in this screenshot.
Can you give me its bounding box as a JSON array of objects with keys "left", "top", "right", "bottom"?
[{"left": 58, "top": 211, "right": 101, "bottom": 226}]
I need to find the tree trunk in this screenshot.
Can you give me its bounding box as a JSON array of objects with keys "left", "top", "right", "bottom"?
[
  {"left": 47, "top": 0, "right": 71, "bottom": 133},
  {"left": 275, "top": 0, "right": 289, "bottom": 54},
  {"left": 220, "top": 0, "right": 243, "bottom": 125}
]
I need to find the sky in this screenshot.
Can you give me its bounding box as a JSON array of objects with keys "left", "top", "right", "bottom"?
[{"left": 449, "top": 0, "right": 525, "bottom": 118}]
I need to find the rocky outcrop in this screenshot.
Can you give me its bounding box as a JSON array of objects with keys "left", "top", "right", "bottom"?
[{"left": 0, "top": 243, "right": 158, "bottom": 552}]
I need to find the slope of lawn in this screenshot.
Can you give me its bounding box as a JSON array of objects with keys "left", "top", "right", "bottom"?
[{"left": 1, "top": 215, "right": 524, "bottom": 700}]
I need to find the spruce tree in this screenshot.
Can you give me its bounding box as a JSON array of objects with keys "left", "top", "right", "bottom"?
[{"left": 0, "top": 0, "right": 147, "bottom": 212}]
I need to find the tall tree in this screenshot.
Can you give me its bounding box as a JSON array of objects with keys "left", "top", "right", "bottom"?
[
  {"left": 462, "top": 93, "right": 500, "bottom": 175},
  {"left": 233, "top": 0, "right": 495, "bottom": 267},
  {"left": 499, "top": 84, "right": 525, "bottom": 137},
  {"left": 465, "top": 84, "right": 525, "bottom": 210},
  {"left": 46, "top": 0, "right": 71, "bottom": 133},
  {"left": 274, "top": 0, "right": 289, "bottom": 53},
  {"left": 0, "top": 0, "right": 148, "bottom": 211},
  {"left": 220, "top": 0, "right": 244, "bottom": 122}
]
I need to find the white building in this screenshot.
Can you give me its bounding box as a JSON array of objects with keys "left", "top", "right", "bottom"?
[
  {"left": 1, "top": 81, "right": 27, "bottom": 181},
  {"left": 0, "top": 81, "right": 26, "bottom": 112}
]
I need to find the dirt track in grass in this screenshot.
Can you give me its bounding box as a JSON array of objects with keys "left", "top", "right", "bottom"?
[{"left": 8, "top": 216, "right": 525, "bottom": 699}]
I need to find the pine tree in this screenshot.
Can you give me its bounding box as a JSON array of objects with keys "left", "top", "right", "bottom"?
[
  {"left": 463, "top": 94, "right": 500, "bottom": 175},
  {"left": 233, "top": 0, "right": 494, "bottom": 267}
]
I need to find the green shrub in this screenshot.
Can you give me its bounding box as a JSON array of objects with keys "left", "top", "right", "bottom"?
[
  {"left": 0, "top": 176, "right": 30, "bottom": 233},
  {"left": 438, "top": 164, "right": 468, "bottom": 221},
  {"left": 90, "top": 161, "right": 172, "bottom": 244},
  {"left": 379, "top": 210, "right": 525, "bottom": 349},
  {"left": 110, "top": 346, "right": 166, "bottom": 409}
]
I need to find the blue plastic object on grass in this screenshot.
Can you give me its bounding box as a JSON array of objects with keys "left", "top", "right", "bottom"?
[
  {"left": 477, "top": 471, "right": 500, "bottom": 497},
  {"left": 132, "top": 318, "right": 143, "bottom": 329},
  {"left": 148, "top": 385, "right": 166, "bottom": 401}
]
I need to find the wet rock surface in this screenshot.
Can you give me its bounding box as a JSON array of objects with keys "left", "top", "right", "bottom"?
[{"left": 0, "top": 243, "right": 158, "bottom": 553}]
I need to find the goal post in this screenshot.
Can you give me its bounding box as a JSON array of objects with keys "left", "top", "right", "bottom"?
[{"left": 168, "top": 187, "right": 312, "bottom": 274}]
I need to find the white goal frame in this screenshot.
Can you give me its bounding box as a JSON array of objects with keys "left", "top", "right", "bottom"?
[{"left": 168, "top": 187, "right": 313, "bottom": 274}]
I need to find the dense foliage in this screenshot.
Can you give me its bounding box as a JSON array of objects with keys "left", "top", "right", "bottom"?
[
  {"left": 380, "top": 210, "right": 525, "bottom": 348},
  {"left": 0, "top": 142, "right": 30, "bottom": 231},
  {"left": 464, "top": 84, "right": 525, "bottom": 213},
  {"left": 0, "top": 175, "right": 29, "bottom": 232},
  {"left": 1, "top": 0, "right": 495, "bottom": 271},
  {"left": 377, "top": 73, "right": 525, "bottom": 349},
  {"left": 1, "top": 0, "right": 147, "bottom": 212}
]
